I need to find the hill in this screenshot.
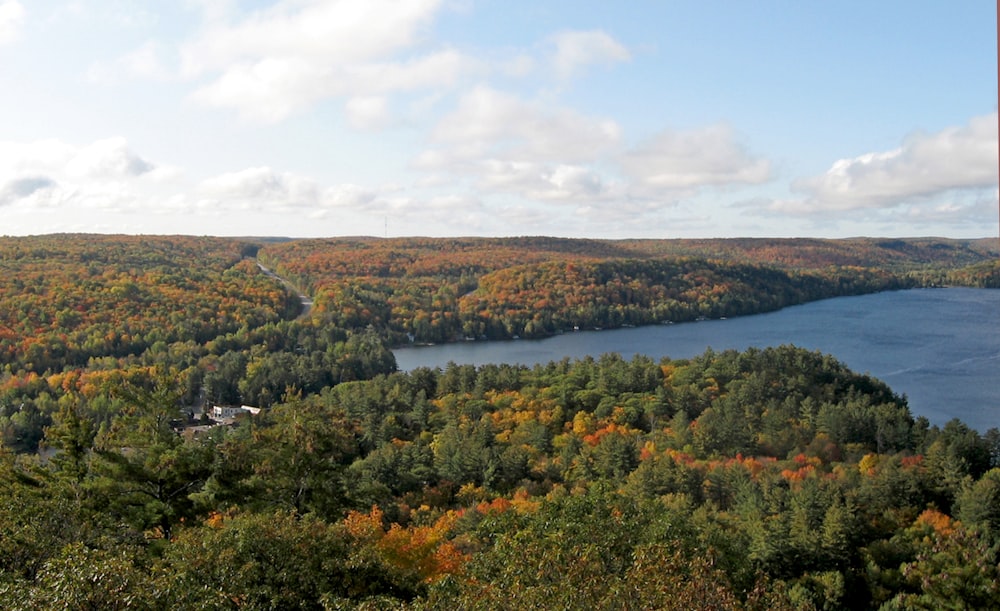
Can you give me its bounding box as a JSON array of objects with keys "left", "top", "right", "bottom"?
[
  {"left": 256, "top": 235, "right": 996, "bottom": 344},
  {"left": 0, "top": 233, "right": 996, "bottom": 608}
]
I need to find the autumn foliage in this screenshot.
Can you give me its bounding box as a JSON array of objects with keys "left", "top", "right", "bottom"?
[{"left": 0, "top": 234, "right": 995, "bottom": 607}]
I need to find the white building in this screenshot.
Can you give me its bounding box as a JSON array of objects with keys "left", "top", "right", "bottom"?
[{"left": 211, "top": 405, "right": 261, "bottom": 420}]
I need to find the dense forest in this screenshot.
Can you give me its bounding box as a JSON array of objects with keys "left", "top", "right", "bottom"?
[
  {"left": 0, "top": 235, "right": 297, "bottom": 370},
  {"left": 0, "top": 233, "right": 997, "bottom": 608},
  {"left": 0, "top": 347, "right": 997, "bottom": 608},
  {"left": 256, "top": 235, "right": 995, "bottom": 345}
]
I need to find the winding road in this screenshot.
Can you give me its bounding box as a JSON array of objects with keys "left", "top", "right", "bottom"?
[{"left": 256, "top": 261, "right": 313, "bottom": 319}]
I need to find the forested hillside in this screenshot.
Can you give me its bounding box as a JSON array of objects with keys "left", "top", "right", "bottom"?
[
  {"left": 940, "top": 259, "right": 1000, "bottom": 288},
  {"left": 614, "top": 236, "right": 997, "bottom": 270},
  {"left": 0, "top": 233, "right": 996, "bottom": 608},
  {"left": 0, "top": 346, "right": 996, "bottom": 608},
  {"left": 256, "top": 235, "right": 995, "bottom": 344},
  {"left": 0, "top": 235, "right": 297, "bottom": 371},
  {"left": 0, "top": 235, "right": 397, "bottom": 452}
]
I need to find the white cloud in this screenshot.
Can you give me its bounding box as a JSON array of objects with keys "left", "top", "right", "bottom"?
[
  {"left": 752, "top": 190, "right": 996, "bottom": 238},
  {"left": 180, "top": 0, "right": 442, "bottom": 75},
  {"left": 198, "top": 167, "right": 321, "bottom": 211},
  {"left": 0, "top": 137, "right": 172, "bottom": 215},
  {"left": 416, "top": 89, "right": 777, "bottom": 208},
  {"left": 64, "top": 180, "right": 143, "bottom": 212},
  {"left": 123, "top": 40, "right": 170, "bottom": 79},
  {"left": 0, "top": 176, "right": 57, "bottom": 207},
  {"left": 547, "top": 30, "right": 630, "bottom": 80},
  {"left": 323, "top": 183, "right": 379, "bottom": 209},
  {"left": 475, "top": 160, "right": 615, "bottom": 202},
  {"left": 620, "top": 124, "right": 771, "bottom": 190},
  {"left": 899, "top": 193, "right": 997, "bottom": 228},
  {"left": 197, "top": 168, "right": 397, "bottom": 219},
  {"left": 180, "top": 0, "right": 471, "bottom": 121},
  {"left": 188, "top": 56, "right": 329, "bottom": 122},
  {"left": 415, "top": 86, "right": 622, "bottom": 203},
  {"left": 0, "top": 1, "right": 25, "bottom": 45},
  {"left": 0, "top": 134, "right": 414, "bottom": 229},
  {"left": 345, "top": 96, "right": 390, "bottom": 130},
  {"left": 0, "top": 137, "right": 157, "bottom": 180},
  {"left": 425, "top": 86, "right": 621, "bottom": 162},
  {"left": 788, "top": 112, "right": 998, "bottom": 212},
  {"left": 344, "top": 49, "right": 475, "bottom": 93},
  {"left": 0, "top": 139, "right": 75, "bottom": 175},
  {"left": 67, "top": 137, "right": 155, "bottom": 178},
  {"left": 189, "top": 48, "right": 476, "bottom": 122},
  {"left": 87, "top": 40, "right": 173, "bottom": 83}
]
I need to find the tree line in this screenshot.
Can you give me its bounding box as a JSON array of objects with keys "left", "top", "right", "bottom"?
[{"left": 258, "top": 237, "right": 951, "bottom": 345}]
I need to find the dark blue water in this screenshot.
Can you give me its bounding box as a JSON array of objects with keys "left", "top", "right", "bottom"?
[{"left": 394, "top": 288, "right": 1000, "bottom": 432}]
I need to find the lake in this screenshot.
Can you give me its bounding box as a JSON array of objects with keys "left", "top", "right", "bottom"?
[{"left": 394, "top": 288, "right": 1000, "bottom": 432}]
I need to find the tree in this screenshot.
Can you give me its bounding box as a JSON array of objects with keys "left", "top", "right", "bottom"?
[
  {"left": 159, "top": 510, "right": 423, "bottom": 609},
  {"left": 0, "top": 542, "right": 160, "bottom": 611},
  {"left": 956, "top": 468, "right": 1000, "bottom": 545},
  {"left": 0, "top": 448, "right": 98, "bottom": 583},
  {"left": 199, "top": 397, "right": 358, "bottom": 520},
  {"left": 42, "top": 394, "right": 95, "bottom": 484},
  {"left": 887, "top": 513, "right": 1000, "bottom": 609},
  {"left": 89, "top": 372, "right": 212, "bottom": 540}
]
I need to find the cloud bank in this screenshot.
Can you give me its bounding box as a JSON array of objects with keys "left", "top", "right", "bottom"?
[{"left": 778, "top": 113, "right": 998, "bottom": 215}]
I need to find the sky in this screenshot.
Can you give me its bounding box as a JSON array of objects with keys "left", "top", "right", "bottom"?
[{"left": 0, "top": 0, "right": 997, "bottom": 240}]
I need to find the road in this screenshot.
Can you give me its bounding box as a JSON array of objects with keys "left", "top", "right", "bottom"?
[{"left": 256, "top": 261, "right": 313, "bottom": 319}]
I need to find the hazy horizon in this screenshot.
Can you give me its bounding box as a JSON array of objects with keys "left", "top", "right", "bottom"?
[{"left": 2, "top": 232, "right": 998, "bottom": 247}]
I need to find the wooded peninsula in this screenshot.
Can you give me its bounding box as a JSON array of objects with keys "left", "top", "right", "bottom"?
[{"left": 0, "top": 233, "right": 997, "bottom": 609}]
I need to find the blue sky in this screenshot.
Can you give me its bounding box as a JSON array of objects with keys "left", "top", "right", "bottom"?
[{"left": 0, "top": 0, "right": 996, "bottom": 239}]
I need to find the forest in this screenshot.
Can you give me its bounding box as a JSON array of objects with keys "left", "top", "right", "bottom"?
[
  {"left": 256, "top": 235, "right": 994, "bottom": 345},
  {"left": 0, "top": 233, "right": 997, "bottom": 609}
]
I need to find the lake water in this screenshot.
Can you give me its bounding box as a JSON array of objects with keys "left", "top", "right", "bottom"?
[{"left": 394, "top": 288, "right": 1000, "bottom": 432}]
